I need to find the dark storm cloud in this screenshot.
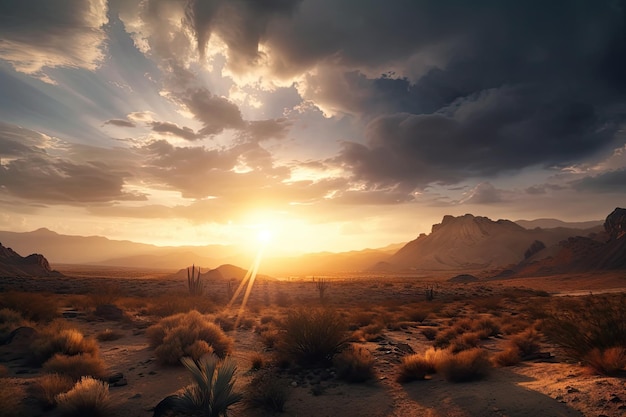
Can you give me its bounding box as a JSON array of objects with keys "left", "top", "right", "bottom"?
[
  {"left": 150, "top": 121, "right": 201, "bottom": 141},
  {"left": 460, "top": 182, "right": 505, "bottom": 205},
  {"left": 177, "top": 88, "right": 245, "bottom": 135},
  {"left": 173, "top": 0, "right": 626, "bottom": 190},
  {"left": 0, "top": 0, "right": 108, "bottom": 76},
  {"left": 0, "top": 123, "right": 143, "bottom": 204},
  {"left": 572, "top": 169, "right": 626, "bottom": 193},
  {"left": 105, "top": 119, "right": 137, "bottom": 128}
]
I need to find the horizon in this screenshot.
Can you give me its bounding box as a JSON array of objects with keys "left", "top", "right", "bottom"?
[{"left": 1, "top": 1, "right": 625, "bottom": 256}]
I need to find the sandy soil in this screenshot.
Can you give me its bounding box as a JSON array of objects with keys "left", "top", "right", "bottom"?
[{"left": 1, "top": 268, "right": 625, "bottom": 417}]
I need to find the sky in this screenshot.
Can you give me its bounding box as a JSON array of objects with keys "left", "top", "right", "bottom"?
[{"left": 0, "top": 0, "right": 625, "bottom": 256}]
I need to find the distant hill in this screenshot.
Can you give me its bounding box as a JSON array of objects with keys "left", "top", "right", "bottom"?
[
  {"left": 0, "top": 228, "right": 241, "bottom": 268},
  {"left": 384, "top": 214, "right": 597, "bottom": 271},
  {"left": 500, "top": 207, "right": 626, "bottom": 277},
  {"left": 0, "top": 243, "right": 62, "bottom": 277},
  {"left": 169, "top": 264, "right": 275, "bottom": 282},
  {"left": 515, "top": 218, "right": 603, "bottom": 230}
]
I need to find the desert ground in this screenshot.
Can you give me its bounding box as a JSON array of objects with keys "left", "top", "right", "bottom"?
[{"left": 1, "top": 266, "right": 625, "bottom": 417}]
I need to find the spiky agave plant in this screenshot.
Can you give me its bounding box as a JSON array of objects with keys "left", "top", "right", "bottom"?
[{"left": 168, "top": 354, "right": 242, "bottom": 417}]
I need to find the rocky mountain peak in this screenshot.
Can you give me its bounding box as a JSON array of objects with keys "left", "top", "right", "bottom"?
[{"left": 605, "top": 207, "right": 626, "bottom": 241}]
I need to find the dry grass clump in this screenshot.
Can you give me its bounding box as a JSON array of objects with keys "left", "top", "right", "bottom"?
[
  {"left": 43, "top": 353, "right": 107, "bottom": 381},
  {"left": 0, "top": 308, "right": 33, "bottom": 341},
  {"left": 509, "top": 328, "right": 541, "bottom": 358},
  {"left": 449, "top": 331, "right": 481, "bottom": 353},
  {"left": 403, "top": 305, "right": 431, "bottom": 323},
  {"left": 543, "top": 294, "right": 626, "bottom": 375},
  {"left": 0, "top": 291, "right": 58, "bottom": 322},
  {"left": 438, "top": 348, "right": 491, "bottom": 382},
  {"left": 396, "top": 354, "right": 434, "bottom": 383},
  {"left": 146, "top": 310, "right": 233, "bottom": 365},
  {"left": 89, "top": 282, "right": 121, "bottom": 307},
  {"left": 352, "top": 322, "right": 385, "bottom": 342},
  {"left": 96, "top": 328, "right": 125, "bottom": 342},
  {"left": 30, "top": 373, "right": 75, "bottom": 409},
  {"left": 277, "top": 308, "right": 349, "bottom": 366},
  {"left": 30, "top": 326, "right": 99, "bottom": 366},
  {"left": 333, "top": 344, "right": 376, "bottom": 383},
  {"left": 420, "top": 327, "right": 438, "bottom": 341},
  {"left": 250, "top": 353, "right": 265, "bottom": 370},
  {"left": 55, "top": 376, "right": 110, "bottom": 417},
  {"left": 492, "top": 347, "right": 522, "bottom": 367},
  {"left": 583, "top": 347, "right": 626, "bottom": 376}
]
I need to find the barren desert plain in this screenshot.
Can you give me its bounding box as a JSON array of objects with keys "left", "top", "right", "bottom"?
[{"left": 1, "top": 264, "right": 625, "bottom": 417}]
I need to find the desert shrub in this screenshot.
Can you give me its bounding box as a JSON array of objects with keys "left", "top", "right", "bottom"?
[
  {"left": 397, "top": 352, "right": 436, "bottom": 383},
  {"left": 543, "top": 294, "right": 626, "bottom": 373},
  {"left": 214, "top": 314, "right": 236, "bottom": 331},
  {"left": 499, "top": 314, "right": 530, "bottom": 335},
  {"left": 0, "top": 291, "right": 58, "bottom": 322},
  {"left": 146, "top": 310, "right": 233, "bottom": 365},
  {"left": 471, "top": 296, "right": 503, "bottom": 313},
  {"left": 492, "top": 347, "right": 522, "bottom": 367},
  {"left": 96, "top": 329, "right": 124, "bottom": 342},
  {"left": 352, "top": 322, "right": 385, "bottom": 342},
  {"left": 277, "top": 308, "right": 349, "bottom": 366},
  {"left": 334, "top": 344, "right": 375, "bottom": 383},
  {"left": 420, "top": 327, "right": 438, "bottom": 341},
  {"left": 274, "top": 290, "right": 291, "bottom": 307},
  {"left": 30, "top": 327, "right": 99, "bottom": 366},
  {"left": 259, "top": 315, "right": 276, "bottom": 325},
  {"left": 0, "top": 308, "right": 33, "bottom": 341},
  {"left": 474, "top": 318, "right": 500, "bottom": 339},
  {"left": 433, "top": 328, "right": 458, "bottom": 349},
  {"left": 449, "top": 332, "right": 481, "bottom": 353},
  {"left": 0, "top": 382, "right": 23, "bottom": 417},
  {"left": 509, "top": 328, "right": 541, "bottom": 358},
  {"left": 163, "top": 355, "right": 242, "bottom": 417},
  {"left": 55, "top": 377, "right": 110, "bottom": 417},
  {"left": 583, "top": 347, "right": 626, "bottom": 376},
  {"left": 43, "top": 353, "right": 107, "bottom": 381},
  {"left": 438, "top": 348, "right": 491, "bottom": 382},
  {"left": 31, "top": 373, "right": 75, "bottom": 409},
  {"left": 246, "top": 370, "right": 289, "bottom": 412},
  {"left": 349, "top": 310, "right": 377, "bottom": 327}
]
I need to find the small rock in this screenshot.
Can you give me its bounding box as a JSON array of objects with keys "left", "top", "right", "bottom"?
[
  {"left": 609, "top": 395, "right": 622, "bottom": 403},
  {"left": 129, "top": 393, "right": 141, "bottom": 399},
  {"left": 107, "top": 372, "right": 124, "bottom": 384},
  {"left": 290, "top": 381, "right": 298, "bottom": 387},
  {"left": 112, "top": 378, "right": 128, "bottom": 387},
  {"left": 566, "top": 386, "right": 579, "bottom": 394},
  {"left": 148, "top": 370, "right": 157, "bottom": 375}
]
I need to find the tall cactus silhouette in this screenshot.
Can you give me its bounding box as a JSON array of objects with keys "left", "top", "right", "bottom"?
[{"left": 187, "top": 264, "right": 203, "bottom": 296}]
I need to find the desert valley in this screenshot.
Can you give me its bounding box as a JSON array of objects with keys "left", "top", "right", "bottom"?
[{"left": 0, "top": 208, "right": 625, "bottom": 417}]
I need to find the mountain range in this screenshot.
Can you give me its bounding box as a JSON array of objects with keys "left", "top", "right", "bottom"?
[{"left": 0, "top": 212, "right": 622, "bottom": 278}]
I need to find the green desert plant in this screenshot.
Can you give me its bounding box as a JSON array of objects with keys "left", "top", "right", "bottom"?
[
  {"left": 165, "top": 354, "right": 243, "bottom": 417},
  {"left": 187, "top": 265, "right": 203, "bottom": 296},
  {"left": 277, "top": 308, "right": 349, "bottom": 366},
  {"left": 146, "top": 310, "right": 233, "bottom": 365},
  {"left": 55, "top": 376, "right": 110, "bottom": 417}
]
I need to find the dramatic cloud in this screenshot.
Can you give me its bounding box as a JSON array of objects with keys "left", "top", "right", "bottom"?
[
  {"left": 104, "top": 119, "right": 136, "bottom": 128},
  {"left": 459, "top": 182, "right": 505, "bottom": 205},
  {"left": 572, "top": 169, "right": 626, "bottom": 193},
  {"left": 177, "top": 88, "right": 245, "bottom": 135},
  {"left": 0, "top": 0, "right": 108, "bottom": 78},
  {"left": 150, "top": 121, "right": 201, "bottom": 141}
]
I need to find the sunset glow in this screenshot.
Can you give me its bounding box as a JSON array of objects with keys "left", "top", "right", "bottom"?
[{"left": 0, "top": 1, "right": 624, "bottom": 260}]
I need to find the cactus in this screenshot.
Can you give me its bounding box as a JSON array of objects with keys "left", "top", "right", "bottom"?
[{"left": 187, "top": 265, "right": 203, "bottom": 296}]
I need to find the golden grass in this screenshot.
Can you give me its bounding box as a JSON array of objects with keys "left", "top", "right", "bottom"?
[
  {"left": 438, "top": 348, "right": 491, "bottom": 382},
  {"left": 146, "top": 310, "right": 233, "bottom": 365},
  {"left": 30, "top": 373, "right": 75, "bottom": 409},
  {"left": 0, "top": 291, "right": 58, "bottom": 322},
  {"left": 30, "top": 327, "right": 99, "bottom": 366},
  {"left": 492, "top": 347, "right": 522, "bottom": 367},
  {"left": 43, "top": 353, "right": 107, "bottom": 381},
  {"left": 584, "top": 347, "right": 626, "bottom": 376},
  {"left": 96, "top": 328, "right": 125, "bottom": 342},
  {"left": 55, "top": 377, "right": 110, "bottom": 417}
]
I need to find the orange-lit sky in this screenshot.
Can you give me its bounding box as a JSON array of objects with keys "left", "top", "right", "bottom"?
[{"left": 0, "top": 1, "right": 625, "bottom": 256}]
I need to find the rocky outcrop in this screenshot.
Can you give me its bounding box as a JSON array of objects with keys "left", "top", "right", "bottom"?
[
  {"left": 0, "top": 243, "right": 62, "bottom": 277},
  {"left": 386, "top": 214, "right": 589, "bottom": 271},
  {"left": 605, "top": 207, "right": 626, "bottom": 240}
]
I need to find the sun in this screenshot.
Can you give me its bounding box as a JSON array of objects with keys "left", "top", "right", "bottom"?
[{"left": 257, "top": 229, "right": 273, "bottom": 244}]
